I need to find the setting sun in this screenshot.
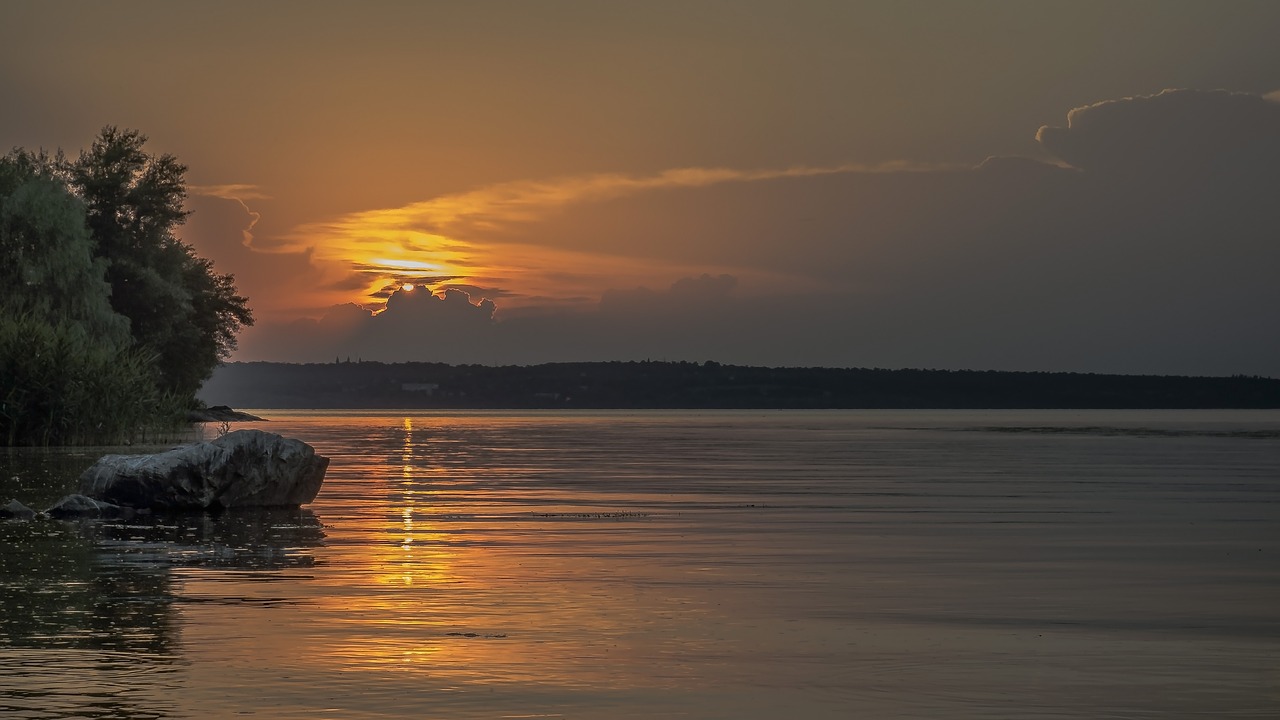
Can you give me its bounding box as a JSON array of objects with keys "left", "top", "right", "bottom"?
[{"left": 401, "top": 283, "right": 414, "bottom": 292}]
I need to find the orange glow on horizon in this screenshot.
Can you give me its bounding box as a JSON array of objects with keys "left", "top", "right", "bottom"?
[{"left": 276, "top": 165, "right": 869, "bottom": 316}]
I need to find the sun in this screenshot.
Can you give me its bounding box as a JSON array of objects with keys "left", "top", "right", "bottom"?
[{"left": 401, "top": 283, "right": 415, "bottom": 292}]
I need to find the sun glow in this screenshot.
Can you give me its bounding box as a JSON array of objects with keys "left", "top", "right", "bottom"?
[
  {"left": 401, "top": 283, "right": 414, "bottom": 292},
  {"left": 374, "top": 258, "right": 439, "bottom": 272},
  {"left": 285, "top": 165, "right": 860, "bottom": 313}
]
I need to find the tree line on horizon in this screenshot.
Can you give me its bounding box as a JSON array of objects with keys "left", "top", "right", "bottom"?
[
  {"left": 0, "top": 128, "right": 252, "bottom": 445},
  {"left": 200, "top": 360, "right": 1280, "bottom": 410}
]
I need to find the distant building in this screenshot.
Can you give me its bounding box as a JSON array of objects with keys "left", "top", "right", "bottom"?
[{"left": 401, "top": 383, "right": 439, "bottom": 395}]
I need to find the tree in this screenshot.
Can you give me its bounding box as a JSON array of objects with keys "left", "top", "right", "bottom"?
[
  {"left": 0, "top": 149, "right": 167, "bottom": 445},
  {"left": 0, "top": 128, "right": 254, "bottom": 444},
  {"left": 68, "top": 127, "right": 252, "bottom": 396}
]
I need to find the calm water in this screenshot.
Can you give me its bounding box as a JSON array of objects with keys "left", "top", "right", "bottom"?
[{"left": 1, "top": 410, "right": 1278, "bottom": 719}]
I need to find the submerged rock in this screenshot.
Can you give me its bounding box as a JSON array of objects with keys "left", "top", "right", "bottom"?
[
  {"left": 1, "top": 499, "right": 38, "bottom": 520},
  {"left": 78, "top": 429, "right": 329, "bottom": 510},
  {"left": 46, "top": 494, "right": 123, "bottom": 519},
  {"left": 187, "top": 405, "right": 266, "bottom": 423}
]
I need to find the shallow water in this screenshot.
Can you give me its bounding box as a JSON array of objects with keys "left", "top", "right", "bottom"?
[{"left": 2, "top": 409, "right": 1278, "bottom": 718}]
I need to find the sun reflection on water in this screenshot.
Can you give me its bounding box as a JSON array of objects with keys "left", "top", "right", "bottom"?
[{"left": 257, "top": 412, "right": 719, "bottom": 691}]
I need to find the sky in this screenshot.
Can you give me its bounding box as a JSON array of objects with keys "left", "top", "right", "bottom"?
[{"left": 3, "top": 1, "right": 1279, "bottom": 375}]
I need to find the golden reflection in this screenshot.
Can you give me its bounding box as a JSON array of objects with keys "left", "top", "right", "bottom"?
[
  {"left": 276, "top": 413, "right": 706, "bottom": 688},
  {"left": 345, "top": 506, "right": 455, "bottom": 592},
  {"left": 401, "top": 417, "right": 413, "bottom": 481}
]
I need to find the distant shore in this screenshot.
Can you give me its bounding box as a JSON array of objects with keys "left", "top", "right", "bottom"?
[{"left": 199, "top": 361, "right": 1280, "bottom": 410}]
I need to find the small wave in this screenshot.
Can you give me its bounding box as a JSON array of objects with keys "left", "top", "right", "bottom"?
[
  {"left": 528, "top": 511, "right": 653, "bottom": 519},
  {"left": 943, "top": 425, "right": 1280, "bottom": 439}
]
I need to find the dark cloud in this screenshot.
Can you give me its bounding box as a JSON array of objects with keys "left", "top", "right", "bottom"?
[
  {"left": 382, "top": 287, "right": 496, "bottom": 325},
  {"left": 1035, "top": 89, "right": 1280, "bottom": 177},
  {"left": 442, "top": 283, "right": 517, "bottom": 299},
  {"left": 319, "top": 302, "right": 374, "bottom": 328},
  {"left": 237, "top": 287, "right": 498, "bottom": 364}
]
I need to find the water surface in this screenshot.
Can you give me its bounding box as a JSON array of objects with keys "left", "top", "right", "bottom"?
[{"left": 2, "top": 410, "right": 1278, "bottom": 718}]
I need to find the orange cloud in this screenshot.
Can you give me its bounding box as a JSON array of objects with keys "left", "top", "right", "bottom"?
[{"left": 283, "top": 163, "right": 932, "bottom": 310}]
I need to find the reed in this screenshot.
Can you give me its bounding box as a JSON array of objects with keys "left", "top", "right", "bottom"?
[{"left": 0, "top": 314, "right": 188, "bottom": 446}]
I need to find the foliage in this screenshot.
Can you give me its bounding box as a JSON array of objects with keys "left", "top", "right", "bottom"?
[
  {"left": 0, "top": 314, "right": 187, "bottom": 445},
  {"left": 0, "top": 128, "right": 252, "bottom": 445},
  {"left": 0, "top": 151, "right": 130, "bottom": 349}
]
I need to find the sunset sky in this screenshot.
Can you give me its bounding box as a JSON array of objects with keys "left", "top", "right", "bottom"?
[{"left": 4, "top": 1, "right": 1279, "bottom": 375}]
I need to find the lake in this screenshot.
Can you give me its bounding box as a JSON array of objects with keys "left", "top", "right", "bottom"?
[{"left": 2, "top": 409, "right": 1278, "bottom": 719}]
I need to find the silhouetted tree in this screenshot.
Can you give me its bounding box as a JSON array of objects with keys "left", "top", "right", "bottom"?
[
  {"left": 0, "top": 129, "right": 253, "bottom": 444},
  {"left": 68, "top": 127, "right": 253, "bottom": 395}
]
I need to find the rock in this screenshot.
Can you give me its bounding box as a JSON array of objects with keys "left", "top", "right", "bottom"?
[
  {"left": 78, "top": 429, "right": 329, "bottom": 510},
  {"left": 46, "top": 494, "right": 123, "bottom": 519},
  {"left": 187, "top": 405, "right": 266, "bottom": 423},
  {"left": 1, "top": 499, "right": 38, "bottom": 520}
]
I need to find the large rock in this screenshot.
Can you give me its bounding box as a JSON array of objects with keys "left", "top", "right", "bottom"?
[{"left": 78, "top": 430, "right": 329, "bottom": 510}]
